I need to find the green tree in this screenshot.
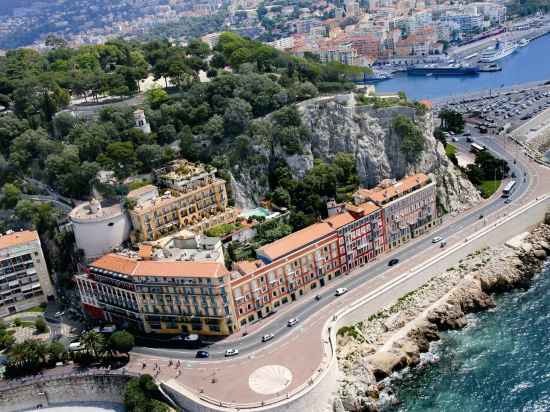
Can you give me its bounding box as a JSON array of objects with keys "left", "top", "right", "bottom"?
[
  {"left": 34, "top": 317, "right": 48, "bottom": 334},
  {"left": 145, "top": 87, "right": 170, "bottom": 109},
  {"left": 439, "top": 109, "right": 465, "bottom": 133},
  {"left": 393, "top": 115, "right": 425, "bottom": 163},
  {"left": 108, "top": 331, "right": 135, "bottom": 357},
  {"left": 223, "top": 98, "right": 252, "bottom": 136},
  {"left": 81, "top": 330, "right": 105, "bottom": 359},
  {"left": 1, "top": 183, "right": 21, "bottom": 208},
  {"left": 124, "top": 375, "right": 169, "bottom": 412}
]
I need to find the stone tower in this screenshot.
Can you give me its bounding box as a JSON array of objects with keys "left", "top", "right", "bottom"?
[{"left": 134, "top": 109, "right": 151, "bottom": 134}]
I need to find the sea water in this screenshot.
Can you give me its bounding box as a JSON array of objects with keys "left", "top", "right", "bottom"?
[{"left": 392, "top": 262, "right": 550, "bottom": 412}]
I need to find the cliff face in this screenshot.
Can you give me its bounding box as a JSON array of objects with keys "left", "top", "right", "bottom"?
[{"left": 230, "top": 95, "right": 481, "bottom": 212}]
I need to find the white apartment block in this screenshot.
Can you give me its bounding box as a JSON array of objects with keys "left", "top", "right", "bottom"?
[{"left": 0, "top": 231, "right": 55, "bottom": 317}]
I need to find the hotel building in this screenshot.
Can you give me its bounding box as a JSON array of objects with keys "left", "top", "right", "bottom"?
[
  {"left": 76, "top": 174, "right": 439, "bottom": 335},
  {"left": 75, "top": 253, "right": 237, "bottom": 335},
  {"left": 0, "top": 231, "right": 55, "bottom": 317},
  {"left": 128, "top": 160, "right": 238, "bottom": 242},
  {"left": 353, "top": 173, "right": 439, "bottom": 249}
]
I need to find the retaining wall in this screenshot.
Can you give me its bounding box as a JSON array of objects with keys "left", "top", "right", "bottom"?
[{"left": 0, "top": 374, "right": 129, "bottom": 412}]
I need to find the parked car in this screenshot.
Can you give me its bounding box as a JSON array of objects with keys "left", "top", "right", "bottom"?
[
  {"left": 388, "top": 258, "right": 399, "bottom": 266},
  {"left": 335, "top": 288, "right": 349, "bottom": 296},
  {"left": 195, "top": 350, "right": 209, "bottom": 359},
  {"left": 225, "top": 348, "right": 239, "bottom": 357},
  {"left": 432, "top": 236, "right": 443, "bottom": 243},
  {"left": 262, "top": 333, "right": 274, "bottom": 343},
  {"left": 314, "top": 294, "right": 322, "bottom": 301},
  {"left": 287, "top": 318, "right": 299, "bottom": 327}
]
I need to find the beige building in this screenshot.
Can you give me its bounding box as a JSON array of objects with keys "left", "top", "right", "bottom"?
[
  {"left": 0, "top": 230, "right": 55, "bottom": 317},
  {"left": 128, "top": 160, "right": 238, "bottom": 242},
  {"left": 76, "top": 254, "right": 237, "bottom": 335}
]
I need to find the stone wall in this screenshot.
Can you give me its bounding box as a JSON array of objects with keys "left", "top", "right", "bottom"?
[{"left": 0, "top": 374, "right": 129, "bottom": 412}]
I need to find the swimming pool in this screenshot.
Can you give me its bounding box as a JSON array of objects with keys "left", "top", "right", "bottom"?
[{"left": 239, "top": 207, "right": 271, "bottom": 219}]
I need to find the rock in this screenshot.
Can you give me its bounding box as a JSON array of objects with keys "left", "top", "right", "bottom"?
[
  {"left": 383, "top": 312, "right": 406, "bottom": 332},
  {"left": 333, "top": 396, "right": 346, "bottom": 412},
  {"left": 394, "top": 339, "right": 421, "bottom": 366},
  {"left": 427, "top": 303, "right": 467, "bottom": 331},
  {"left": 366, "top": 351, "right": 408, "bottom": 381},
  {"left": 533, "top": 249, "right": 547, "bottom": 260},
  {"left": 539, "top": 241, "right": 550, "bottom": 252}
]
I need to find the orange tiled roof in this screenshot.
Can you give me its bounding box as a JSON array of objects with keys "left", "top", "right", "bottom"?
[
  {"left": 90, "top": 253, "right": 228, "bottom": 278},
  {"left": 234, "top": 260, "right": 264, "bottom": 275},
  {"left": 324, "top": 212, "right": 355, "bottom": 229},
  {"left": 257, "top": 222, "right": 334, "bottom": 261},
  {"left": 358, "top": 174, "right": 430, "bottom": 204},
  {"left": 138, "top": 244, "right": 153, "bottom": 259},
  {"left": 0, "top": 230, "right": 39, "bottom": 250}
]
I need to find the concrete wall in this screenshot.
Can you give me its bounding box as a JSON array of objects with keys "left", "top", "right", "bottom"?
[
  {"left": 163, "top": 196, "right": 550, "bottom": 412},
  {"left": 0, "top": 374, "right": 129, "bottom": 412}
]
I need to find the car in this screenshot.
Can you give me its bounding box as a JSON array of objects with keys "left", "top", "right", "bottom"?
[
  {"left": 335, "top": 288, "right": 349, "bottom": 296},
  {"left": 432, "top": 236, "right": 443, "bottom": 243},
  {"left": 262, "top": 333, "right": 274, "bottom": 342},
  {"left": 504, "top": 198, "right": 512, "bottom": 204},
  {"left": 452, "top": 137, "right": 459, "bottom": 142},
  {"left": 388, "top": 258, "right": 399, "bottom": 266},
  {"left": 479, "top": 214, "right": 484, "bottom": 220},
  {"left": 195, "top": 350, "right": 209, "bottom": 358},
  {"left": 287, "top": 318, "right": 299, "bottom": 327},
  {"left": 225, "top": 348, "right": 239, "bottom": 357},
  {"left": 54, "top": 311, "right": 65, "bottom": 318},
  {"left": 314, "top": 294, "right": 322, "bottom": 301}
]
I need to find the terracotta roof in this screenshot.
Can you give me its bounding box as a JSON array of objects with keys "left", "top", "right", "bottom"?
[
  {"left": 356, "top": 174, "right": 430, "bottom": 205},
  {"left": 90, "top": 253, "right": 228, "bottom": 278},
  {"left": 0, "top": 230, "right": 39, "bottom": 250},
  {"left": 324, "top": 212, "right": 356, "bottom": 229},
  {"left": 234, "top": 260, "right": 264, "bottom": 275},
  {"left": 138, "top": 244, "right": 153, "bottom": 260},
  {"left": 257, "top": 222, "right": 335, "bottom": 261},
  {"left": 347, "top": 201, "right": 381, "bottom": 216}
]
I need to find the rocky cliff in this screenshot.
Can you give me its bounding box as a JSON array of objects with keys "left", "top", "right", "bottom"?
[{"left": 230, "top": 95, "right": 480, "bottom": 212}]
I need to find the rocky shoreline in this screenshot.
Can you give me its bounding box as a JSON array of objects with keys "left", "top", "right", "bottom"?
[{"left": 334, "top": 220, "right": 550, "bottom": 412}]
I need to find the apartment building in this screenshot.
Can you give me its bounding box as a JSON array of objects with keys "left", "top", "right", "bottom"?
[
  {"left": 128, "top": 160, "right": 238, "bottom": 242},
  {"left": 353, "top": 173, "right": 439, "bottom": 250},
  {"left": 231, "top": 221, "right": 347, "bottom": 328},
  {"left": 0, "top": 231, "right": 55, "bottom": 317},
  {"left": 75, "top": 253, "right": 237, "bottom": 335}
]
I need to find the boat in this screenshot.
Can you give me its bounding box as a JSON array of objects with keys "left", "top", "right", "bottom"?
[
  {"left": 406, "top": 64, "right": 480, "bottom": 76},
  {"left": 352, "top": 70, "right": 393, "bottom": 84},
  {"left": 519, "top": 38, "right": 530, "bottom": 47},
  {"left": 479, "top": 63, "right": 502, "bottom": 72},
  {"left": 479, "top": 39, "right": 518, "bottom": 62}
]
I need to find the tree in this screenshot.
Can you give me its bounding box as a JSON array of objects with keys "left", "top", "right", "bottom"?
[
  {"left": 81, "top": 330, "right": 105, "bottom": 359},
  {"left": 210, "top": 52, "right": 227, "bottom": 69},
  {"left": 223, "top": 98, "right": 252, "bottom": 136},
  {"left": 136, "top": 144, "right": 163, "bottom": 172},
  {"left": 109, "top": 331, "right": 135, "bottom": 357},
  {"left": 34, "top": 317, "right": 48, "bottom": 334},
  {"left": 1, "top": 183, "right": 21, "bottom": 209},
  {"left": 439, "top": 109, "right": 465, "bottom": 133},
  {"left": 186, "top": 39, "right": 210, "bottom": 59},
  {"left": 124, "top": 374, "right": 169, "bottom": 412},
  {"left": 47, "top": 341, "right": 66, "bottom": 364},
  {"left": 393, "top": 115, "right": 425, "bottom": 163},
  {"left": 53, "top": 112, "right": 78, "bottom": 138},
  {"left": 145, "top": 87, "right": 170, "bottom": 109}
]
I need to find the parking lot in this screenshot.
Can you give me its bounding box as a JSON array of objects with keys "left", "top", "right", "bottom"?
[{"left": 440, "top": 86, "right": 550, "bottom": 136}]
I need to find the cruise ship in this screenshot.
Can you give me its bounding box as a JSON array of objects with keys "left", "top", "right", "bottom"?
[{"left": 479, "top": 40, "right": 518, "bottom": 63}]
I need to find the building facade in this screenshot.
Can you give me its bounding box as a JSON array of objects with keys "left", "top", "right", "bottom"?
[
  {"left": 128, "top": 160, "right": 238, "bottom": 242},
  {"left": 0, "top": 231, "right": 55, "bottom": 317},
  {"left": 353, "top": 174, "right": 439, "bottom": 250},
  {"left": 75, "top": 254, "right": 237, "bottom": 335}
]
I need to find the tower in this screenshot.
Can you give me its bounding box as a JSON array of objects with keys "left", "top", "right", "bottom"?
[{"left": 134, "top": 109, "right": 151, "bottom": 134}]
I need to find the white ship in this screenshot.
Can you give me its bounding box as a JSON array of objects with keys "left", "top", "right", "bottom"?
[
  {"left": 479, "top": 40, "right": 518, "bottom": 63},
  {"left": 519, "top": 38, "right": 530, "bottom": 47}
]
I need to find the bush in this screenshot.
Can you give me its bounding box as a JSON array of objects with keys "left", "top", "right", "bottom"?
[
  {"left": 124, "top": 374, "right": 170, "bottom": 412},
  {"left": 34, "top": 317, "right": 48, "bottom": 334},
  {"left": 393, "top": 115, "right": 425, "bottom": 163},
  {"left": 109, "top": 331, "right": 135, "bottom": 355}
]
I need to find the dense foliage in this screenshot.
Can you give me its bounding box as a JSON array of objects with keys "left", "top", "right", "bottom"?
[
  {"left": 466, "top": 150, "right": 510, "bottom": 185},
  {"left": 124, "top": 374, "right": 170, "bottom": 412},
  {"left": 393, "top": 115, "right": 426, "bottom": 163},
  {"left": 439, "top": 109, "right": 465, "bottom": 134}
]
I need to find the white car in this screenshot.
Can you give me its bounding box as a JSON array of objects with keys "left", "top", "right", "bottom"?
[
  {"left": 287, "top": 318, "right": 298, "bottom": 327},
  {"left": 261, "top": 333, "right": 274, "bottom": 342},
  {"left": 335, "top": 288, "right": 349, "bottom": 296},
  {"left": 225, "top": 348, "right": 239, "bottom": 357},
  {"left": 432, "top": 236, "right": 443, "bottom": 243}
]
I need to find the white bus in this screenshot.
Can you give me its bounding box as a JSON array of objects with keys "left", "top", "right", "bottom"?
[
  {"left": 502, "top": 180, "right": 517, "bottom": 197},
  {"left": 471, "top": 143, "right": 486, "bottom": 153}
]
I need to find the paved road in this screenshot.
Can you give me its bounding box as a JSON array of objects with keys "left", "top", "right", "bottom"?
[{"left": 132, "top": 136, "right": 531, "bottom": 363}]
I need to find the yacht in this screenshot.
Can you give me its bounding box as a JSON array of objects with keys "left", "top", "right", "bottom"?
[
  {"left": 519, "top": 38, "right": 530, "bottom": 47},
  {"left": 479, "top": 40, "right": 518, "bottom": 63}
]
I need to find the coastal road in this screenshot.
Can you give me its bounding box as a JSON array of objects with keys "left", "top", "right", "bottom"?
[{"left": 124, "top": 109, "right": 550, "bottom": 406}]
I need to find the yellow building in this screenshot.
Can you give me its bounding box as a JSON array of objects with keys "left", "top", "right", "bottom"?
[
  {"left": 127, "top": 160, "right": 238, "bottom": 242},
  {"left": 76, "top": 253, "right": 237, "bottom": 335}
]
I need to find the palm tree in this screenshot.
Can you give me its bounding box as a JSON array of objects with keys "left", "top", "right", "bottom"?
[{"left": 81, "top": 331, "right": 105, "bottom": 359}]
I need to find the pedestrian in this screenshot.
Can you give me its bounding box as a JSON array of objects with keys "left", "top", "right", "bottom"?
[{"left": 142, "top": 362, "right": 146, "bottom": 369}]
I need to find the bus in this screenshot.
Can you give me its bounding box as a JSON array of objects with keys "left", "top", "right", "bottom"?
[
  {"left": 502, "top": 180, "right": 517, "bottom": 197},
  {"left": 471, "top": 143, "right": 486, "bottom": 153}
]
